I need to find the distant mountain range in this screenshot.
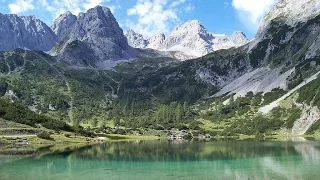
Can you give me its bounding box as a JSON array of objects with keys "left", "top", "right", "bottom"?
[
  {"left": 0, "top": 6, "right": 248, "bottom": 65},
  {"left": 126, "top": 20, "right": 248, "bottom": 58},
  {"left": 0, "top": 0, "right": 320, "bottom": 136}
]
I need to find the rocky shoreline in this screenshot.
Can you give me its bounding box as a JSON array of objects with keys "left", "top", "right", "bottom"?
[{"left": 167, "top": 128, "right": 212, "bottom": 141}]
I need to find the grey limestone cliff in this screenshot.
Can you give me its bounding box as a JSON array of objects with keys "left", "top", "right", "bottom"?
[
  {"left": 0, "top": 13, "right": 57, "bottom": 51},
  {"left": 51, "top": 6, "right": 134, "bottom": 67}
]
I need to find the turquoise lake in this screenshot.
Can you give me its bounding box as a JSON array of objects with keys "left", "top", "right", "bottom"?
[{"left": 1, "top": 140, "right": 320, "bottom": 180}]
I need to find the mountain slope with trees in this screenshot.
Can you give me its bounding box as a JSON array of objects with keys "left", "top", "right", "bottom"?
[{"left": 0, "top": 1, "right": 320, "bottom": 137}]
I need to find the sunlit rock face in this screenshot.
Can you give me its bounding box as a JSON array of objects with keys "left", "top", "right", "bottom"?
[
  {"left": 0, "top": 13, "right": 57, "bottom": 51},
  {"left": 257, "top": 0, "right": 320, "bottom": 38},
  {"left": 126, "top": 20, "right": 249, "bottom": 59},
  {"left": 51, "top": 11, "right": 77, "bottom": 42},
  {"left": 51, "top": 6, "right": 136, "bottom": 67},
  {"left": 125, "top": 30, "right": 148, "bottom": 49}
]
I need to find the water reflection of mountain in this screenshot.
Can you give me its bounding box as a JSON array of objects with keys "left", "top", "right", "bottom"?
[
  {"left": 294, "top": 142, "right": 320, "bottom": 164},
  {"left": 1, "top": 140, "right": 320, "bottom": 180},
  {"left": 224, "top": 140, "right": 320, "bottom": 180},
  {"left": 61, "top": 140, "right": 315, "bottom": 161}
]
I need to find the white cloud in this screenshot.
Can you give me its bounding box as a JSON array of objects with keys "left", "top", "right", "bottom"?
[
  {"left": 185, "top": 3, "right": 195, "bottom": 12},
  {"left": 170, "top": 0, "right": 186, "bottom": 8},
  {"left": 82, "top": 0, "right": 120, "bottom": 14},
  {"left": 127, "top": 0, "right": 192, "bottom": 37},
  {"left": 83, "top": 0, "right": 104, "bottom": 10},
  {"left": 232, "top": 0, "right": 277, "bottom": 30},
  {"left": 224, "top": 2, "right": 229, "bottom": 8},
  {"left": 9, "top": 0, "right": 34, "bottom": 14},
  {"left": 107, "top": 5, "right": 121, "bottom": 14},
  {"left": 38, "top": 0, "right": 82, "bottom": 18},
  {"left": 5, "top": 0, "right": 121, "bottom": 26},
  {"left": 38, "top": 0, "right": 118, "bottom": 19}
]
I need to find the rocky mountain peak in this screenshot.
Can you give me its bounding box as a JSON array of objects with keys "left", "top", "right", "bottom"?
[
  {"left": 51, "top": 11, "right": 77, "bottom": 41},
  {"left": 270, "top": 0, "right": 320, "bottom": 24},
  {"left": 0, "top": 13, "right": 57, "bottom": 51},
  {"left": 231, "top": 31, "right": 246, "bottom": 37},
  {"left": 147, "top": 33, "right": 166, "bottom": 49},
  {"left": 257, "top": 0, "right": 320, "bottom": 38},
  {"left": 90, "top": 5, "right": 111, "bottom": 13},
  {"left": 170, "top": 20, "right": 211, "bottom": 39},
  {"left": 126, "top": 29, "right": 137, "bottom": 35},
  {"left": 160, "top": 20, "right": 248, "bottom": 57},
  {"left": 125, "top": 29, "right": 147, "bottom": 49},
  {"left": 173, "top": 20, "right": 203, "bottom": 31},
  {"left": 52, "top": 5, "right": 132, "bottom": 67},
  {"left": 126, "top": 19, "right": 249, "bottom": 59},
  {"left": 70, "top": 6, "right": 123, "bottom": 40},
  {"left": 230, "top": 31, "right": 248, "bottom": 44},
  {"left": 163, "top": 20, "right": 214, "bottom": 56},
  {"left": 20, "top": 15, "right": 49, "bottom": 32},
  {"left": 81, "top": 5, "right": 112, "bottom": 22}
]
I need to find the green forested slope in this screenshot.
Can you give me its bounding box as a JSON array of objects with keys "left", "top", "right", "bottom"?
[{"left": 0, "top": 14, "right": 320, "bottom": 136}]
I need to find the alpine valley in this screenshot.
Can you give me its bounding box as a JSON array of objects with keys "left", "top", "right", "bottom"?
[{"left": 1, "top": 0, "right": 320, "bottom": 140}]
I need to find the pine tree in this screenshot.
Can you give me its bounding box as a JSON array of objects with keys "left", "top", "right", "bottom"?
[
  {"left": 183, "top": 101, "right": 190, "bottom": 118},
  {"left": 175, "top": 104, "right": 182, "bottom": 122},
  {"left": 92, "top": 117, "right": 98, "bottom": 127}
]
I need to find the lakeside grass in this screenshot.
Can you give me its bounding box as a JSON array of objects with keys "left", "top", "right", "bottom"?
[
  {"left": 0, "top": 133, "right": 163, "bottom": 157},
  {"left": 1, "top": 121, "right": 320, "bottom": 148},
  {"left": 313, "top": 131, "right": 320, "bottom": 140},
  {"left": 0, "top": 119, "right": 163, "bottom": 145},
  {"left": 104, "top": 134, "right": 162, "bottom": 141},
  {"left": 0, "top": 133, "right": 163, "bottom": 146},
  {"left": 2, "top": 131, "right": 320, "bottom": 159},
  {"left": 28, "top": 134, "right": 93, "bottom": 144}
]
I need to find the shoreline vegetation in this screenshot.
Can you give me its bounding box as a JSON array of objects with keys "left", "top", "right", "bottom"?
[
  {"left": 1, "top": 71, "right": 320, "bottom": 149},
  {"left": 1, "top": 117, "right": 320, "bottom": 148},
  {"left": 1, "top": 121, "right": 320, "bottom": 158},
  {"left": 1, "top": 132, "right": 319, "bottom": 160},
  {"left": 1, "top": 129, "right": 319, "bottom": 147},
  {"left": 0, "top": 98, "right": 319, "bottom": 153},
  {"left": 0, "top": 10, "right": 319, "bottom": 162},
  {"left": 0, "top": 133, "right": 163, "bottom": 157}
]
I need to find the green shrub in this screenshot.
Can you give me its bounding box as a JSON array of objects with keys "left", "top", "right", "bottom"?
[
  {"left": 177, "top": 123, "right": 189, "bottom": 130},
  {"left": 189, "top": 121, "right": 202, "bottom": 130},
  {"left": 37, "top": 131, "right": 51, "bottom": 140},
  {"left": 0, "top": 80, "right": 8, "bottom": 96},
  {"left": 0, "top": 98, "right": 73, "bottom": 132},
  {"left": 305, "top": 120, "right": 320, "bottom": 135},
  {"left": 286, "top": 108, "right": 302, "bottom": 128},
  {"left": 113, "top": 128, "right": 127, "bottom": 135},
  {"left": 255, "top": 132, "right": 265, "bottom": 140},
  {"left": 64, "top": 133, "right": 72, "bottom": 138},
  {"left": 263, "top": 88, "right": 286, "bottom": 105},
  {"left": 183, "top": 133, "right": 193, "bottom": 140}
]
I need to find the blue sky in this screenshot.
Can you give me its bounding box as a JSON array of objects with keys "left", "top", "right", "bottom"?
[{"left": 0, "top": 0, "right": 277, "bottom": 39}]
